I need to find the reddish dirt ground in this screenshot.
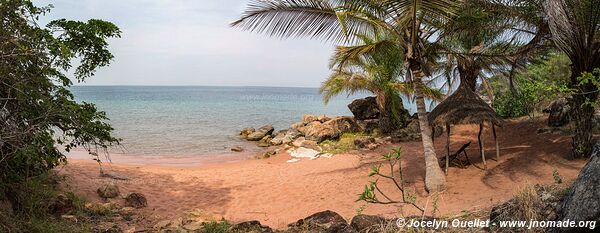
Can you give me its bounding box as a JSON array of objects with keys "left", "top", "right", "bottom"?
[{"left": 59, "top": 117, "right": 587, "bottom": 229}]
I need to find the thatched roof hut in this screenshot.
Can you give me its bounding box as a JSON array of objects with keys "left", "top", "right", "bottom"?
[
  {"left": 428, "top": 83, "right": 504, "bottom": 174},
  {"left": 428, "top": 84, "right": 503, "bottom": 127}
]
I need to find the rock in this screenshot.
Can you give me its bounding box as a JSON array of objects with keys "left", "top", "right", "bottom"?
[
  {"left": 289, "top": 210, "right": 350, "bottom": 232},
  {"left": 289, "top": 147, "right": 321, "bottom": 160},
  {"left": 302, "top": 114, "right": 319, "bottom": 124},
  {"left": 258, "top": 135, "right": 272, "bottom": 147},
  {"left": 154, "top": 220, "right": 172, "bottom": 230},
  {"left": 348, "top": 97, "right": 380, "bottom": 120},
  {"left": 290, "top": 121, "right": 305, "bottom": 130},
  {"left": 233, "top": 221, "right": 273, "bottom": 233},
  {"left": 300, "top": 139, "right": 321, "bottom": 151},
  {"left": 247, "top": 124, "right": 274, "bottom": 141},
  {"left": 553, "top": 140, "right": 600, "bottom": 232},
  {"left": 125, "top": 193, "right": 147, "bottom": 208},
  {"left": 264, "top": 150, "right": 277, "bottom": 158},
  {"left": 240, "top": 127, "right": 256, "bottom": 139},
  {"left": 354, "top": 136, "right": 375, "bottom": 149},
  {"left": 292, "top": 137, "right": 306, "bottom": 147},
  {"left": 97, "top": 183, "right": 120, "bottom": 199},
  {"left": 324, "top": 116, "right": 362, "bottom": 134},
  {"left": 357, "top": 119, "right": 380, "bottom": 133},
  {"left": 366, "top": 143, "right": 379, "bottom": 150},
  {"left": 351, "top": 215, "right": 387, "bottom": 232},
  {"left": 270, "top": 129, "right": 300, "bottom": 145},
  {"left": 231, "top": 146, "right": 244, "bottom": 152},
  {"left": 546, "top": 97, "right": 571, "bottom": 127},
  {"left": 49, "top": 194, "right": 75, "bottom": 216},
  {"left": 299, "top": 124, "right": 340, "bottom": 143},
  {"left": 318, "top": 115, "right": 332, "bottom": 123},
  {"left": 100, "top": 170, "right": 129, "bottom": 181}
]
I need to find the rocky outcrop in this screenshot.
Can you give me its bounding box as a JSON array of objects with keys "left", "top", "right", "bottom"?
[
  {"left": 296, "top": 116, "right": 364, "bottom": 143},
  {"left": 247, "top": 124, "right": 275, "bottom": 141},
  {"left": 97, "top": 183, "right": 120, "bottom": 199},
  {"left": 239, "top": 127, "right": 255, "bottom": 139},
  {"left": 552, "top": 140, "right": 600, "bottom": 232},
  {"left": 287, "top": 210, "right": 357, "bottom": 233},
  {"left": 270, "top": 129, "right": 301, "bottom": 146},
  {"left": 348, "top": 97, "right": 380, "bottom": 120},
  {"left": 350, "top": 215, "right": 387, "bottom": 232},
  {"left": 545, "top": 97, "right": 571, "bottom": 127},
  {"left": 356, "top": 119, "right": 379, "bottom": 133},
  {"left": 298, "top": 123, "right": 340, "bottom": 142},
  {"left": 125, "top": 193, "right": 147, "bottom": 209}
]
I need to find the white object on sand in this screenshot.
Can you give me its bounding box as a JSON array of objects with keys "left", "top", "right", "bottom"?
[
  {"left": 289, "top": 147, "right": 320, "bottom": 160},
  {"left": 286, "top": 158, "right": 301, "bottom": 163}
]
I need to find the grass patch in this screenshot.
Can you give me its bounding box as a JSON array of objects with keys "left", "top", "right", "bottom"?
[
  {"left": 202, "top": 220, "right": 231, "bottom": 233},
  {"left": 320, "top": 132, "right": 370, "bottom": 154}
]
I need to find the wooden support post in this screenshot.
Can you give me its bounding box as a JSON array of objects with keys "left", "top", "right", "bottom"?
[
  {"left": 493, "top": 124, "right": 499, "bottom": 162},
  {"left": 478, "top": 124, "right": 487, "bottom": 169},
  {"left": 445, "top": 124, "right": 450, "bottom": 175},
  {"left": 432, "top": 126, "right": 435, "bottom": 143}
]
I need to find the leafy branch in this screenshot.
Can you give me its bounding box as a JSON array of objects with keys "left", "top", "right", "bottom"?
[{"left": 357, "top": 147, "right": 424, "bottom": 213}]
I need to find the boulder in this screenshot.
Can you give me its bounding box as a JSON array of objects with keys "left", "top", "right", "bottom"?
[
  {"left": 258, "top": 135, "right": 272, "bottom": 147},
  {"left": 300, "top": 140, "right": 321, "bottom": 151},
  {"left": 299, "top": 124, "right": 340, "bottom": 142},
  {"left": 247, "top": 124, "right": 274, "bottom": 141},
  {"left": 270, "top": 129, "right": 300, "bottom": 146},
  {"left": 545, "top": 97, "right": 571, "bottom": 127},
  {"left": 323, "top": 116, "right": 362, "bottom": 134},
  {"left": 302, "top": 114, "right": 319, "bottom": 124},
  {"left": 290, "top": 122, "right": 305, "bottom": 130},
  {"left": 97, "top": 183, "right": 120, "bottom": 199},
  {"left": 292, "top": 137, "right": 306, "bottom": 147},
  {"left": 233, "top": 221, "right": 273, "bottom": 233},
  {"left": 357, "top": 119, "right": 379, "bottom": 133},
  {"left": 125, "top": 193, "right": 148, "bottom": 208},
  {"left": 231, "top": 146, "right": 244, "bottom": 152},
  {"left": 289, "top": 210, "right": 355, "bottom": 232},
  {"left": 239, "top": 127, "right": 255, "bottom": 139},
  {"left": 318, "top": 115, "right": 332, "bottom": 123},
  {"left": 353, "top": 136, "right": 375, "bottom": 149},
  {"left": 348, "top": 97, "right": 380, "bottom": 120},
  {"left": 350, "top": 215, "right": 387, "bottom": 232},
  {"left": 553, "top": 140, "right": 600, "bottom": 232}
]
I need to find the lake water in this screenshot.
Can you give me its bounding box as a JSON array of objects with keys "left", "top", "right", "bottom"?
[{"left": 71, "top": 86, "right": 383, "bottom": 156}]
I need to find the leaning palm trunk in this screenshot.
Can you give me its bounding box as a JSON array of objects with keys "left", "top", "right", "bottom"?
[{"left": 411, "top": 68, "right": 447, "bottom": 193}]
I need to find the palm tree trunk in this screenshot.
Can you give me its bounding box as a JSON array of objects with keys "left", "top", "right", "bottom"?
[
  {"left": 375, "top": 93, "right": 394, "bottom": 134},
  {"left": 411, "top": 68, "right": 447, "bottom": 193},
  {"left": 570, "top": 70, "right": 599, "bottom": 158}
]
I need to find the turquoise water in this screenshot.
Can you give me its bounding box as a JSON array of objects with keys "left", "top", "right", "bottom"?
[{"left": 71, "top": 86, "right": 375, "bottom": 156}]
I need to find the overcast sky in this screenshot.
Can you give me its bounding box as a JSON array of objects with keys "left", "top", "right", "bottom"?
[{"left": 34, "top": 0, "right": 334, "bottom": 87}]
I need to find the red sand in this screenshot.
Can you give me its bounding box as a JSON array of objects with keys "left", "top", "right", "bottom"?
[{"left": 59, "top": 118, "right": 587, "bottom": 229}]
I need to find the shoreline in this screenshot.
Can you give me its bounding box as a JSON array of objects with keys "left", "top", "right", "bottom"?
[{"left": 58, "top": 118, "right": 588, "bottom": 229}]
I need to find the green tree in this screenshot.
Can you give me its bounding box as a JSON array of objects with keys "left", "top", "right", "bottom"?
[
  {"left": 544, "top": 0, "right": 600, "bottom": 157},
  {"left": 232, "top": 0, "right": 459, "bottom": 193},
  {"left": 321, "top": 33, "right": 442, "bottom": 133},
  {"left": 0, "top": 0, "right": 120, "bottom": 207}
]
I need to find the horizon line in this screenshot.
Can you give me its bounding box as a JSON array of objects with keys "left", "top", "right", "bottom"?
[{"left": 71, "top": 84, "right": 322, "bottom": 89}]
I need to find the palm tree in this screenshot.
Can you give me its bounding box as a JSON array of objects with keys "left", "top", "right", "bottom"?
[
  {"left": 232, "top": 0, "right": 459, "bottom": 192},
  {"left": 544, "top": 0, "right": 600, "bottom": 158},
  {"left": 321, "top": 33, "right": 443, "bottom": 133}
]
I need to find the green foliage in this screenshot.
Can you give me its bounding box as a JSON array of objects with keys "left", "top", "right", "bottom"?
[
  {"left": 0, "top": 0, "right": 120, "bottom": 201},
  {"left": 492, "top": 53, "right": 570, "bottom": 118},
  {"left": 319, "top": 132, "right": 369, "bottom": 154},
  {"left": 0, "top": 172, "right": 89, "bottom": 233},
  {"left": 202, "top": 220, "right": 231, "bottom": 233},
  {"left": 357, "top": 148, "right": 424, "bottom": 214}
]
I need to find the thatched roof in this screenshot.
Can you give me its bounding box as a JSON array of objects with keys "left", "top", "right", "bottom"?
[{"left": 428, "top": 84, "right": 503, "bottom": 127}]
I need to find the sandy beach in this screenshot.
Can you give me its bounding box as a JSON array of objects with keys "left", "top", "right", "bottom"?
[{"left": 59, "top": 118, "right": 586, "bottom": 229}]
